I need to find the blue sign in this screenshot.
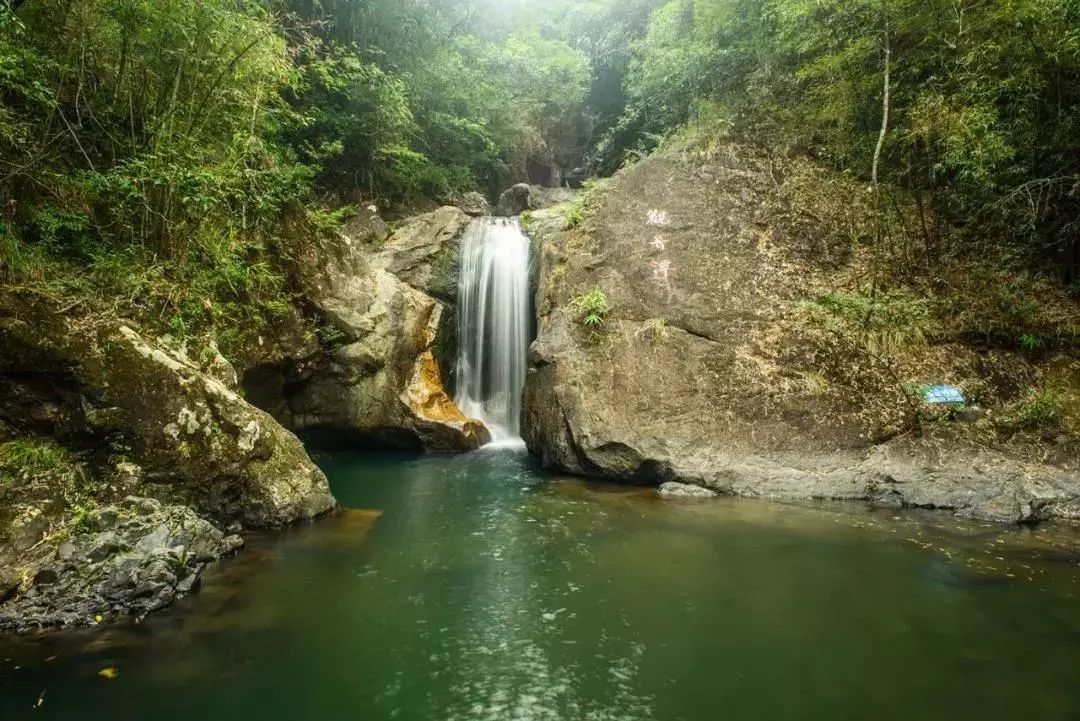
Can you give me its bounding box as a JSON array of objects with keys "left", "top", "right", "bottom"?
[{"left": 923, "top": 385, "right": 965, "bottom": 405}]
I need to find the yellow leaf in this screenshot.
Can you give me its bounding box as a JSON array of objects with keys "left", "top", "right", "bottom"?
[
  {"left": 94, "top": 614, "right": 103, "bottom": 623},
  {"left": 98, "top": 667, "right": 119, "bottom": 680}
]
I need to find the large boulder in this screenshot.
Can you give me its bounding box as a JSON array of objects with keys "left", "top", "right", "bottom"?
[
  {"left": 495, "top": 184, "right": 575, "bottom": 218},
  {"left": 0, "top": 292, "right": 336, "bottom": 528},
  {"left": 245, "top": 207, "right": 488, "bottom": 451},
  {"left": 529, "top": 185, "right": 577, "bottom": 210},
  {"left": 495, "top": 183, "right": 532, "bottom": 217},
  {"left": 456, "top": 191, "right": 492, "bottom": 217},
  {"left": 0, "top": 292, "right": 337, "bottom": 629},
  {"left": 522, "top": 144, "right": 1080, "bottom": 524},
  {"left": 372, "top": 205, "right": 470, "bottom": 303}
]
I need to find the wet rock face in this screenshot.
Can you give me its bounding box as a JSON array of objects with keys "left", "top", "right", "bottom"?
[
  {"left": 521, "top": 144, "right": 1080, "bottom": 524},
  {"left": 403, "top": 351, "right": 490, "bottom": 450},
  {"left": 250, "top": 206, "right": 488, "bottom": 451},
  {"left": 0, "top": 496, "right": 242, "bottom": 632}
]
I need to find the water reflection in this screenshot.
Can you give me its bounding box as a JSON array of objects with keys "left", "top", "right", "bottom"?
[{"left": 0, "top": 449, "right": 1078, "bottom": 721}]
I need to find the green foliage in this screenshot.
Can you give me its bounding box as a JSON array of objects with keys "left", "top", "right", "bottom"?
[
  {"left": 0, "top": 439, "right": 70, "bottom": 483},
  {"left": 571, "top": 287, "right": 611, "bottom": 328},
  {"left": 315, "top": 320, "right": 350, "bottom": 350},
  {"left": 3, "top": 0, "right": 300, "bottom": 255},
  {"left": 942, "top": 263, "right": 1080, "bottom": 351},
  {"left": 565, "top": 202, "right": 585, "bottom": 229},
  {"left": 638, "top": 316, "right": 671, "bottom": 344},
  {"left": 1018, "top": 333, "right": 1046, "bottom": 351},
  {"left": 998, "top": 391, "right": 1064, "bottom": 432},
  {"left": 565, "top": 179, "right": 606, "bottom": 229},
  {"left": 808, "top": 291, "right": 931, "bottom": 354},
  {"left": 280, "top": 4, "right": 590, "bottom": 204},
  {"left": 0, "top": 0, "right": 595, "bottom": 357},
  {"left": 901, "top": 382, "right": 931, "bottom": 402},
  {"left": 0, "top": 224, "right": 34, "bottom": 282},
  {"left": 594, "top": 0, "right": 1080, "bottom": 281},
  {"left": 998, "top": 281, "right": 1041, "bottom": 327}
]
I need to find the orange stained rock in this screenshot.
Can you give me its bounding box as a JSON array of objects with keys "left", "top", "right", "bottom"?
[{"left": 406, "top": 351, "right": 472, "bottom": 424}]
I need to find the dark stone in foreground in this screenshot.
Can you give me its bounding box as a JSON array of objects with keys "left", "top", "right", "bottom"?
[{"left": 0, "top": 497, "right": 242, "bottom": 632}]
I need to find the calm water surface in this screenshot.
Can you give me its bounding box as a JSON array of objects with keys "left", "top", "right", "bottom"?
[{"left": 1, "top": 448, "right": 1079, "bottom": 720}]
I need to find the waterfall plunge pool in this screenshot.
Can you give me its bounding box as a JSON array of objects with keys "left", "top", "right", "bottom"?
[{"left": 1, "top": 448, "right": 1079, "bottom": 720}]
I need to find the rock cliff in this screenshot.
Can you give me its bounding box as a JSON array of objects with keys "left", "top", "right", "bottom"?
[
  {"left": 523, "top": 144, "right": 1080, "bottom": 524},
  {"left": 242, "top": 206, "right": 489, "bottom": 451}
]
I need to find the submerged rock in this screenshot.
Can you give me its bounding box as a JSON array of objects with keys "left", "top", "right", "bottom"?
[{"left": 659, "top": 482, "right": 719, "bottom": 498}]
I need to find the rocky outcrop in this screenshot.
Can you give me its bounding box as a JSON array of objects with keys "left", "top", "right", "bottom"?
[
  {"left": 528, "top": 185, "right": 577, "bottom": 210},
  {"left": 495, "top": 183, "right": 577, "bottom": 217},
  {"left": 0, "top": 292, "right": 335, "bottom": 528},
  {"left": 0, "top": 496, "right": 242, "bottom": 632},
  {"left": 523, "top": 144, "right": 1080, "bottom": 524},
  {"left": 456, "top": 191, "right": 491, "bottom": 217},
  {"left": 244, "top": 206, "right": 488, "bottom": 451},
  {"left": 0, "top": 291, "right": 336, "bottom": 630},
  {"left": 372, "top": 206, "right": 470, "bottom": 303}
]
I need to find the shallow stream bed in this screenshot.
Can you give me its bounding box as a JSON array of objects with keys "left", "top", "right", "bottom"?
[{"left": 1, "top": 449, "right": 1079, "bottom": 720}]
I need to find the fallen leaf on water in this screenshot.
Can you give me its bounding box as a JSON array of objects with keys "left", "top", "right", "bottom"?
[
  {"left": 44, "top": 656, "right": 57, "bottom": 663},
  {"left": 34, "top": 691, "right": 45, "bottom": 708},
  {"left": 98, "top": 667, "right": 118, "bottom": 680},
  {"left": 94, "top": 615, "right": 103, "bottom": 623}
]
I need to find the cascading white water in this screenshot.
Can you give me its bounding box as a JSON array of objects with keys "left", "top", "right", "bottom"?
[{"left": 455, "top": 217, "right": 531, "bottom": 443}]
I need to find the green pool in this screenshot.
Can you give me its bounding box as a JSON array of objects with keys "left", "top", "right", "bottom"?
[{"left": 1, "top": 448, "right": 1079, "bottom": 720}]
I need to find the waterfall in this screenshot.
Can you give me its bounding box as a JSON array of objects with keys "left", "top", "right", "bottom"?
[{"left": 455, "top": 217, "right": 530, "bottom": 443}]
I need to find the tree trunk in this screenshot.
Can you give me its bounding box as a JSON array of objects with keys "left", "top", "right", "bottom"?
[
  {"left": 866, "top": 0, "right": 892, "bottom": 321},
  {"left": 871, "top": 9, "right": 891, "bottom": 190}
]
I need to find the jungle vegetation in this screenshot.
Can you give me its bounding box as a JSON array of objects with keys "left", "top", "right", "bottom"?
[{"left": 1, "top": 0, "right": 1078, "bottom": 354}]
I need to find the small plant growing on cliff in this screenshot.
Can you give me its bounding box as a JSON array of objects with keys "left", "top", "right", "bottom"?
[
  {"left": 998, "top": 390, "right": 1063, "bottom": 432},
  {"left": 315, "top": 319, "right": 350, "bottom": 349},
  {"left": 564, "top": 179, "right": 606, "bottom": 229},
  {"left": 0, "top": 439, "right": 68, "bottom": 480},
  {"left": 571, "top": 288, "right": 610, "bottom": 328},
  {"left": 1018, "top": 332, "right": 1045, "bottom": 351},
  {"left": 565, "top": 200, "right": 585, "bottom": 229},
  {"left": 806, "top": 291, "right": 931, "bottom": 355},
  {"left": 637, "top": 317, "right": 670, "bottom": 343}
]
